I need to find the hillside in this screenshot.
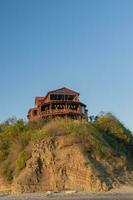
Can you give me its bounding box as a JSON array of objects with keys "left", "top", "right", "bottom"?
[{"left": 0, "top": 114, "right": 133, "bottom": 193}]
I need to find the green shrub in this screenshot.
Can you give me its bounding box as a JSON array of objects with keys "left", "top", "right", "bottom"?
[
  {"left": 93, "top": 113, "right": 132, "bottom": 144},
  {"left": 16, "top": 150, "right": 30, "bottom": 173}
]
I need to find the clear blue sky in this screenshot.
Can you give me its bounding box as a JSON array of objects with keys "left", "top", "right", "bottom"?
[{"left": 0, "top": 0, "right": 132, "bottom": 131}]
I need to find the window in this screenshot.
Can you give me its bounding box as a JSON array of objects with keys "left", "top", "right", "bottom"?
[
  {"left": 50, "top": 94, "right": 64, "bottom": 101},
  {"left": 65, "top": 95, "right": 74, "bottom": 101}
]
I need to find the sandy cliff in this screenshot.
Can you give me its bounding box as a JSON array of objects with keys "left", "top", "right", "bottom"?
[
  {"left": 11, "top": 135, "right": 133, "bottom": 193},
  {"left": 0, "top": 116, "right": 133, "bottom": 194}
]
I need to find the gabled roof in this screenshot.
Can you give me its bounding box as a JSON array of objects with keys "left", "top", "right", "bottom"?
[{"left": 46, "top": 87, "right": 80, "bottom": 96}]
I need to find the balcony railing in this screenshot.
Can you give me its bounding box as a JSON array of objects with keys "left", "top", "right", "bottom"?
[
  {"left": 40, "top": 108, "right": 81, "bottom": 116},
  {"left": 44, "top": 100, "right": 79, "bottom": 103}
]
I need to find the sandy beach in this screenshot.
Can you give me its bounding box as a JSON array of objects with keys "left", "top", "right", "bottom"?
[{"left": 0, "top": 186, "right": 133, "bottom": 200}]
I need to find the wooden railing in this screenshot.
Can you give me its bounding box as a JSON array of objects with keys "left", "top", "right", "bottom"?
[
  {"left": 40, "top": 108, "right": 81, "bottom": 116},
  {"left": 45, "top": 100, "right": 79, "bottom": 103}
]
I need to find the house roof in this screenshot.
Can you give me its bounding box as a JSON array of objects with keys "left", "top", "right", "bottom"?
[{"left": 46, "top": 87, "right": 80, "bottom": 96}]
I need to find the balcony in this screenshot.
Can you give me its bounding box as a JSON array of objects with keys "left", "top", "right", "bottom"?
[{"left": 40, "top": 108, "right": 81, "bottom": 117}]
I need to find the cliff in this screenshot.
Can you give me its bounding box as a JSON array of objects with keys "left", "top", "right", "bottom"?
[{"left": 0, "top": 114, "right": 133, "bottom": 193}]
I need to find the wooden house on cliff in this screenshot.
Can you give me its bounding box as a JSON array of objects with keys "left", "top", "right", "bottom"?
[{"left": 27, "top": 87, "right": 88, "bottom": 121}]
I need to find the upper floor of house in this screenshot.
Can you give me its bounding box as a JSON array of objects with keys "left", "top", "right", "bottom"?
[{"left": 35, "top": 87, "right": 80, "bottom": 107}]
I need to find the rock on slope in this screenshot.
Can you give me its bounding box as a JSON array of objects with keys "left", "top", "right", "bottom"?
[{"left": 11, "top": 134, "right": 133, "bottom": 193}]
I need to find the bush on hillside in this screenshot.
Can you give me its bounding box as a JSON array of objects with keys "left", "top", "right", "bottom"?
[
  {"left": 0, "top": 118, "right": 32, "bottom": 181},
  {"left": 93, "top": 113, "right": 132, "bottom": 144},
  {"left": 16, "top": 150, "right": 30, "bottom": 174}
]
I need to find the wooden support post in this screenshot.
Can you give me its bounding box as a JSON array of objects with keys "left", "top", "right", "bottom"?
[{"left": 50, "top": 104, "right": 52, "bottom": 113}]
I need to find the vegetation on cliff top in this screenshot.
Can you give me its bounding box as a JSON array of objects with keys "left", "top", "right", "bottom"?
[{"left": 0, "top": 113, "right": 132, "bottom": 182}]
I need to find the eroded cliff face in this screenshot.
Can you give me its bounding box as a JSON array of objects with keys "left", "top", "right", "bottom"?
[
  {"left": 0, "top": 177, "right": 11, "bottom": 193},
  {"left": 0, "top": 134, "right": 133, "bottom": 194},
  {"left": 11, "top": 135, "right": 133, "bottom": 193}
]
